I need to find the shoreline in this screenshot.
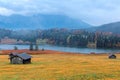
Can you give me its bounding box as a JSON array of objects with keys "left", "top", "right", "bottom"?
[
  {"left": 0, "top": 49, "right": 83, "bottom": 55},
  {"left": 0, "top": 44, "right": 120, "bottom": 54},
  {"left": 0, "top": 49, "right": 120, "bottom": 55}
]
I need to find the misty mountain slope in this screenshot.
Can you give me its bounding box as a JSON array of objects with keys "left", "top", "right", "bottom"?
[
  {"left": 0, "top": 14, "right": 91, "bottom": 30},
  {"left": 96, "top": 22, "right": 120, "bottom": 34},
  {"left": 86, "top": 22, "right": 120, "bottom": 34}
]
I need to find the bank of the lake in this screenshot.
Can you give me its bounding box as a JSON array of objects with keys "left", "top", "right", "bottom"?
[{"left": 0, "top": 44, "right": 120, "bottom": 54}]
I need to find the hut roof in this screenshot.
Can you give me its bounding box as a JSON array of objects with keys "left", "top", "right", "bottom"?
[
  {"left": 109, "top": 54, "right": 116, "bottom": 56},
  {"left": 17, "top": 53, "right": 32, "bottom": 60},
  {"left": 108, "top": 53, "right": 116, "bottom": 59},
  {"left": 10, "top": 52, "right": 31, "bottom": 60}
]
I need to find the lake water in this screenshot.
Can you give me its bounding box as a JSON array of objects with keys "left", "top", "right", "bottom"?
[{"left": 0, "top": 44, "right": 120, "bottom": 53}]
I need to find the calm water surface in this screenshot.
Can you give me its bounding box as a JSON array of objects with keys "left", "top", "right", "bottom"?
[{"left": 0, "top": 44, "right": 120, "bottom": 53}]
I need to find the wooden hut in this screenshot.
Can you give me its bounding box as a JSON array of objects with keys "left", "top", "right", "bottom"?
[
  {"left": 108, "top": 54, "right": 116, "bottom": 59},
  {"left": 9, "top": 52, "right": 32, "bottom": 64}
]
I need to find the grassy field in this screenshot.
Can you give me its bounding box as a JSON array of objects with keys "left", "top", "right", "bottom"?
[{"left": 0, "top": 52, "right": 120, "bottom": 80}]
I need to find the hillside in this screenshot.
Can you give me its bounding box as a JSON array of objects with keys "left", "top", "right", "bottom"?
[
  {"left": 0, "top": 14, "right": 91, "bottom": 30},
  {"left": 96, "top": 22, "right": 120, "bottom": 34}
]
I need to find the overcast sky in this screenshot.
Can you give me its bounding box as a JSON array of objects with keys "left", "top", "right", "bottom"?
[{"left": 0, "top": 0, "right": 120, "bottom": 26}]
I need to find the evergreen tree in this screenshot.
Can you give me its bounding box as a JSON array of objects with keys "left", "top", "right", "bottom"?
[
  {"left": 29, "top": 43, "right": 33, "bottom": 51},
  {"left": 35, "top": 43, "right": 39, "bottom": 51},
  {"left": 14, "top": 46, "right": 18, "bottom": 50}
]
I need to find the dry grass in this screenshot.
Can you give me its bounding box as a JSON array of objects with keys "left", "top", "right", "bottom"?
[{"left": 0, "top": 52, "right": 120, "bottom": 80}]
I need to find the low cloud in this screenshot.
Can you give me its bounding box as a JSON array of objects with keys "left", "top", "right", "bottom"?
[
  {"left": 0, "top": 7, "right": 15, "bottom": 16},
  {"left": 0, "top": 0, "right": 120, "bottom": 25}
]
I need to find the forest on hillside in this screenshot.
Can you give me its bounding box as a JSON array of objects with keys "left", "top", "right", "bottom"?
[{"left": 0, "top": 28, "right": 120, "bottom": 48}]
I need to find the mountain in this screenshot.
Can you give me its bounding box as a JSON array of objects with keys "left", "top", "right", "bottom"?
[
  {"left": 96, "top": 22, "right": 120, "bottom": 34},
  {"left": 86, "top": 22, "right": 120, "bottom": 34},
  {"left": 0, "top": 14, "right": 91, "bottom": 30}
]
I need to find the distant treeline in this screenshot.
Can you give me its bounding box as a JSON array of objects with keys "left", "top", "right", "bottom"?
[
  {"left": 0, "top": 29, "right": 38, "bottom": 42},
  {"left": 0, "top": 28, "right": 120, "bottom": 48}
]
